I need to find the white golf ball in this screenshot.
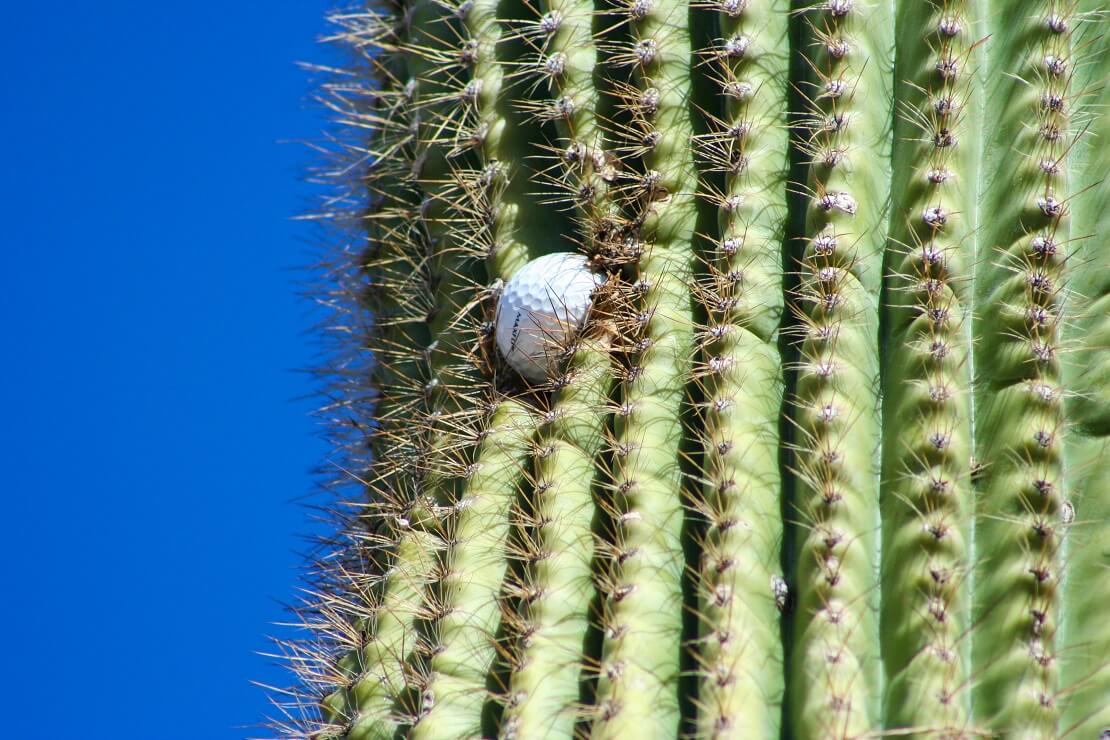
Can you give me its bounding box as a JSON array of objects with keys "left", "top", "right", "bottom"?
[{"left": 495, "top": 252, "right": 603, "bottom": 382}]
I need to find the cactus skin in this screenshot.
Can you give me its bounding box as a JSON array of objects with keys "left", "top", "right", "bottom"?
[
  {"left": 346, "top": 0, "right": 491, "bottom": 730},
  {"left": 500, "top": 338, "right": 613, "bottom": 738},
  {"left": 410, "top": 399, "right": 535, "bottom": 738},
  {"left": 269, "top": 1, "right": 1110, "bottom": 738},
  {"left": 495, "top": 0, "right": 616, "bottom": 733},
  {"left": 309, "top": 6, "right": 453, "bottom": 737},
  {"left": 342, "top": 531, "right": 440, "bottom": 740},
  {"left": 402, "top": 0, "right": 558, "bottom": 730}
]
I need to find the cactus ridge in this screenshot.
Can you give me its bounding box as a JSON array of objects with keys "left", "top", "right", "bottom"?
[
  {"left": 971, "top": 2, "right": 1085, "bottom": 734},
  {"left": 783, "top": 1, "right": 892, "bottom": 735},
  {"left": 358, "top": 0, "right": 494, "bottom": 732},
  {"left": 585, "top": 0, "right": 701, "bottom": 733},
  {"left": 407, "top": 398, "right": 536, "bottom": 738},
  {"left": 391, "top": 0, "right": 563, "bottom": 731},
  {"left": 879, "top": 0, "right": 980, "bottom": 734},
  {"left": 687, "top": 0, "right": 790, "bottom": 737},
  {"left": 496, "top": 336, "right": 614, "bottom": 739},
  {"left": 490, "top": 0, "right": 623, "bottom": 733},
  {"left": 295, "top": 8, "right": 448, "bottom": 739},
  {"left": 266, "top": 1, "right": 1110, "bottom": 738}
]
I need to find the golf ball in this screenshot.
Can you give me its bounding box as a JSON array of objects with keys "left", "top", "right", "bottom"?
[{"left": 495, "top": 252, "right": 603, "bottom": 382}]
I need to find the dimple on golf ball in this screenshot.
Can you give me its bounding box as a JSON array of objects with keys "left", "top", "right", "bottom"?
[{"left": 495, "top": 252, "right": 603, "bottom": 382}]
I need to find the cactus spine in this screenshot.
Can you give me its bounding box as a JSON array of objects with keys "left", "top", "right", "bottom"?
[{"left": 273, "top": 1, "right": 1110, "bottom": 738}]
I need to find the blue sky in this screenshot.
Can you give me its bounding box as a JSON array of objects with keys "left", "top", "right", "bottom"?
[{"left": 1, "top": 3, "right": 338, "bottom": 737}]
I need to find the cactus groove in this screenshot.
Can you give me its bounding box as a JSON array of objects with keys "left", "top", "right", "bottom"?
[{"left": 272, "top": 1, "right": 1110, "bottom": 738}]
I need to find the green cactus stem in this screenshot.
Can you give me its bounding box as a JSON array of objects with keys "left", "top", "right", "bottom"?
[
  {"left": 587, "top": 0, "right": 701, "bottom": 734},
  {"left": 410, "top": 398, "right": 535, "bottom": 738},
  {"left": 500, "top": 338, "right": 613, "bottom": 738},
  {"left": 268, "top": 2, "right": 1110, "bottom": 738},
  {"left": 495, "top": 0, "right": 616, "bottom": 733}
]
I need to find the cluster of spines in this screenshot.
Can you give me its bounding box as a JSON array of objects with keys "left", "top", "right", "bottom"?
[
  {"left": 586, "top": 0, "right": 700, "bottom": 733},
  {"left": 407, "top": 396, "right": 535, "bottom": 738},
  {"left": 306, "top": 0, "right": 518, "bottom": 733},
  {"left": 338, "top": 0, "right": 486, "bottom": 732},
  {"left": 971, "top": 2, "right": 1079, "bottom": 734},
  {"left": 785, "top": 1, "right": 891, "bottom": 736},
  {"left": 336, "top": 9, "right": 483, "bottom": 730},
  {"left": 687, "top": 0, "right": 790, "bottom": 737},
  {"left": 879, "top": 1, "right": 978, "bottom": 734},
  {"left": 512, "top": 0, "right": 616, "bottom": 225}
]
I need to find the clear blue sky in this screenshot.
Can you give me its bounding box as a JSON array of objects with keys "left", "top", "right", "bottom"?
[{"left": 1, "top": 3, "right": 337, "bottom": 737}]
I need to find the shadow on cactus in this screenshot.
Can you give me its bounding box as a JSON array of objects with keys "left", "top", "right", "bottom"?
[{"left": 261, "top": 1, "right": 1110, "bottom": 738}]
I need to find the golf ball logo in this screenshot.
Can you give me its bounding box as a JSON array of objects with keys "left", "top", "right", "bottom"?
[{"left": 495, "top": 253, "right": 603, "bottom": 382}]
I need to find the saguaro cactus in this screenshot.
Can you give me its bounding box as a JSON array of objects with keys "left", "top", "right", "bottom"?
[{"left": 271, "top": 1, "right": 1110, "bottom": 738}]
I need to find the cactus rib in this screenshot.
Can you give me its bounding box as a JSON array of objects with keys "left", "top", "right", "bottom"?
[
  {"left": 589, "top": 0, "right": 701, "bottom": 733},
  {"left": 500, "top": 339, "right": 613, "bottom": 738},
  {"left": 411, "top": 399, "right": 535, "bottom": 738},
  {"left": 879, "top": 0, "right": 979, "bottom": 734},
  {"left": 495, "top": 0, "right": 617, "bottom": 733},
  {"left": 689, "top": 0, "right": 790, "bottom": 736},
  {"left": 971, "top": 2, "right": 1078, "bottom": 734},
  {"left": 785, "top": 2, "right": 893, "bottom": 736}
]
